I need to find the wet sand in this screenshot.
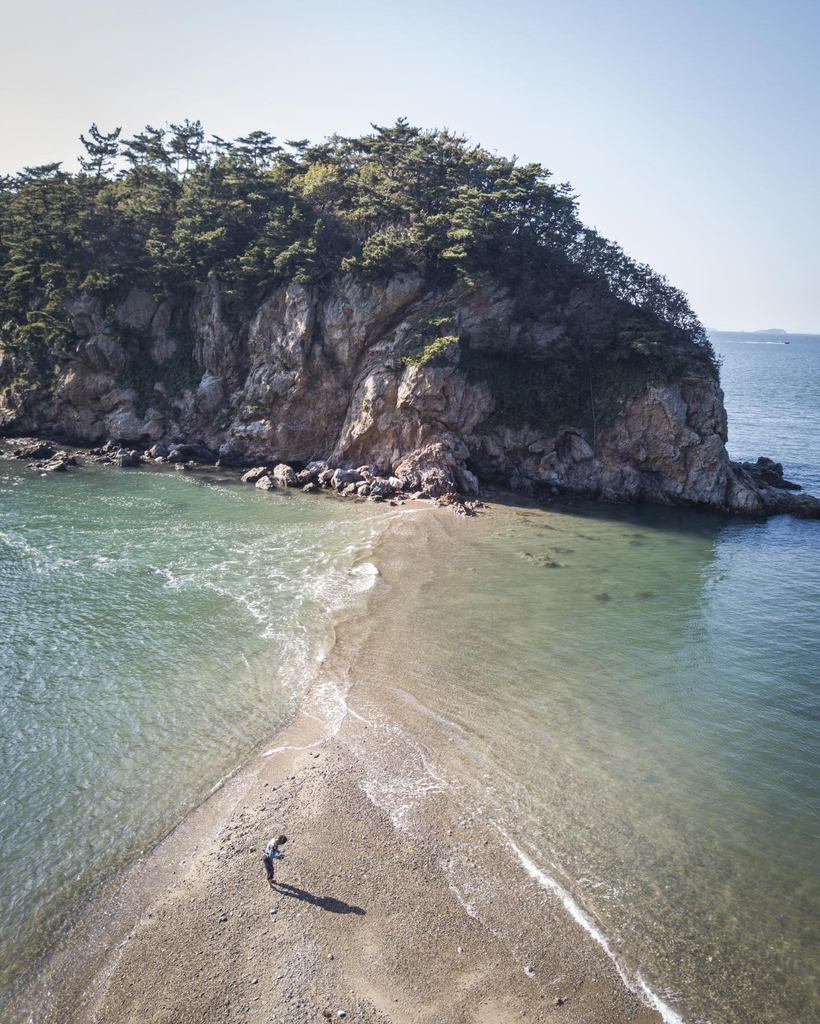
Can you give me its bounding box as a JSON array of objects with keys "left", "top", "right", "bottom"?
[
  {"left": 15, "top": 503, "right": 665, "bottom": 1024},
  {"left": 23, "top": 701, "right": 660, "bottom": 1024}
]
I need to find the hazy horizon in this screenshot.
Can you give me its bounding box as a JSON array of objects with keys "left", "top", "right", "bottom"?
[{"left": 708, "top": 327, "right": 820, "bottom": 335}]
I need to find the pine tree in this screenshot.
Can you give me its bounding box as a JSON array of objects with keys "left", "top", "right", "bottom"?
[
  {"left": 168, "top": 120, "right": 206, "bottom": 177},
  {"left": 78, "top": 124, "right": 121, "bottom": 179},
  {"left": 234, "top": 131, "right": 281, "bottom": 169},
  {"left": 122, "top": 126, "right": 173, "bottom": 172}
]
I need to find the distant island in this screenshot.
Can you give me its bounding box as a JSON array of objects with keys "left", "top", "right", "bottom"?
[{"left": 707, "top": 328, "right": 792, "bottom": 336}]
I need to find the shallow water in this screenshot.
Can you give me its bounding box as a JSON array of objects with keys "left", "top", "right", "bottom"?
[
  {"left": 3, "top": 331, "right": 819, "bottom": 1023},
  {"left": 0, "top": 459, "right": 381, "bottom": 998},
  {"left": 340, "top": 331, "right": 820, "bottom": 1024},
  {"left": 352, "top": 497, "right": 819, "bottom": 1024}
]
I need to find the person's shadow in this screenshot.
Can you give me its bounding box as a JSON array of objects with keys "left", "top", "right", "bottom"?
[{"left": 273, "top": 881, "right": 365, "bottom": 915}]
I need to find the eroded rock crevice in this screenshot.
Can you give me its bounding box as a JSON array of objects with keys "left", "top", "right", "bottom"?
[{"left": 1, "top": 276, "right": 816, "bottom": 517}]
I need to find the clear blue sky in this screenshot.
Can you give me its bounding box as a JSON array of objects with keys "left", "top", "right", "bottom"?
[{"left": 2, "top": 0, "right": 818, "bottom": 332}]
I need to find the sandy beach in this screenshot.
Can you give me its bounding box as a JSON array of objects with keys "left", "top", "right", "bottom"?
[
  {"left": 6, "top": 501, "right": 679, "bottom": 1024},
  {"left": 22, "top": 636, "right": 663, "bottom": 1024}
]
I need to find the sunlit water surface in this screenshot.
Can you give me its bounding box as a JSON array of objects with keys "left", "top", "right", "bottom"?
[
  {"left": 3, "top": 331, "right": 819, "bottom": 1024},
  {"left": 339, "top": 331, "right": 820, "bottom": 1024},
  {"left": 0, "top": 462, "right": 381, "bottom": 999}
]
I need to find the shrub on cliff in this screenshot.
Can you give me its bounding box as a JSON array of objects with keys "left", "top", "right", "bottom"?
[{"left": 0, "top": 118, "right": 715, "bottom": 380}]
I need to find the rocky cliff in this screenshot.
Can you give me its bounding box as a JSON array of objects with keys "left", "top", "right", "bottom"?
[{"left": 1, "top": 275, "right": 817, "bottom": 517}]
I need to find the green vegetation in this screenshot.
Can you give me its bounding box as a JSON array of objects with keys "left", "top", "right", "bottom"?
[
  {"left": 0, "top": 118, "right": 716, "bottom": 395},
  {"left": 403, "top": 336, "right": 460, "bottom": 367},
  {"left": 401, "top": 313, "right": 460, "bottom": 367}
]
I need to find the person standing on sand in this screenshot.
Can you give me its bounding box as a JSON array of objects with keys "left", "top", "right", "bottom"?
[{"left": 262, "top": 835, "right": 287, "bottom": 886}]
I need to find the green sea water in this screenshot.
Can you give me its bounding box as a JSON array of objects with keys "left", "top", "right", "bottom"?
[
  {"left": 2, "top": 330, "right": 819, "bottom": 1023},
  {"left": 353, "top": 497, "right": 820, "bottom": 1024},
  {"left": 340, "top": 330, "right": 820, "bottom": 1024},
  {"left": 0, "top": 463, "right": 382, "bottom": 1003}
]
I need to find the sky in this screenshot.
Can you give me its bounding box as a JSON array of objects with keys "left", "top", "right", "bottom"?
[{"left": 1, "top": 0, "right": 818, "bottom": 332}]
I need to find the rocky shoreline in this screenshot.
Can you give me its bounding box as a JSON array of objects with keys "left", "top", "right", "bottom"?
[
  {"left": 2, "top": 275, "right": 819, "bottom": 520},
  {"left": 5, "top": 429, "right": 819, "bottom": 521},
  {"left": 3, "top": 436, "right": 485, "bottom": 515}
]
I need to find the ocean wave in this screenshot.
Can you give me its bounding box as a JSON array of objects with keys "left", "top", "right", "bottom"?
[
  {"left": 348, "top": 561, "right": 379, "bottom": 590},
  {"left": 507, "top": 838, "right": 694, "bottom": 1024},
  {"left": 0, "top": 530, "right": 82, "bottom": 575},
  {"left": 341, "top": 698, "right": 452, "bottom": 828}
]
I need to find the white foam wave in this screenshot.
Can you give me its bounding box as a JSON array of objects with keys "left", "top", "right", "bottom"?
[
  {"left": 262, "top": 671, "right": 358, "bottom": 757},
  {"left": 507, "top": 838, "right": 694, "bottom": 1024},
  {"left": 262, "top": 739, "right": 325, "bottom": 757},
  {"left": 445, "top": 876, "right": 480, "bottom": 919},
  {"left": 144, "top": 537, "right": 379, "bottom": 714},
  {"left": 361, "top": 767, "right": 448, "bottom": 829},
  {"left": 388, "top": 687, "right": 471, "bottom": 736},
  {"left": 152, "top": 565, "right": 194, "bottom": 589},
  {"left": 344, "top": 706, "right": 450, "bottom": 828},
  {"left": 348, "top": 561, "right": 379, "bottom": 590},
  {"left": 0, "top": 530, "right": 86, "bottom": 575}
]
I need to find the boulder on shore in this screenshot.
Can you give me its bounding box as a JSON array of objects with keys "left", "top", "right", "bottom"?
[
  {"left": 272, "top": 463, "right": 298, "bottom": 487},
  {"left": 167, "top": 442, "right": 217, "bottom": 464},
  {"left": 14, "top": 442, "right": 56, "bottom": 461},
  {"left": 25, "top": 449, "right": 78, "bottom": 473},
  {"left": 331, "top": 468, "right": 362, "bottom": 490},
  {"left": 115, "top": 449, "right": 141, "bottom": 467},
  {"left": 368, "top": 478, "right": 394, "bottom": 498}
]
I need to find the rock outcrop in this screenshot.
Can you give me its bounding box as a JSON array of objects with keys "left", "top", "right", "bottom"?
[
  {"left": 1, "top": 275, "right": 817, "bottom": 517},
  {"left": 9, "top": 442, "right": 78, "bottom": 473}
]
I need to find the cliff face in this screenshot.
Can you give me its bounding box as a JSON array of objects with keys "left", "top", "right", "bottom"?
[{"left": 0, "top": 275, "right": 815, "bottom": 516}]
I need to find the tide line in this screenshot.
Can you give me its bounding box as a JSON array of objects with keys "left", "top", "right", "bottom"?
[{"left": 507, "top": 838, "right": 695, "bottom": 1024}]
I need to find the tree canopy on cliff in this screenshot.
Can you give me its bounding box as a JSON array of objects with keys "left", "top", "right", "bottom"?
[{"left": 0, "top": 119, "right": 714, "bottom": 375}]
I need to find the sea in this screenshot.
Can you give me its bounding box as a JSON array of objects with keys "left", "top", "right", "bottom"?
[{"left": 1, "top": 328, "right": 819, "bottom": 1023}]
